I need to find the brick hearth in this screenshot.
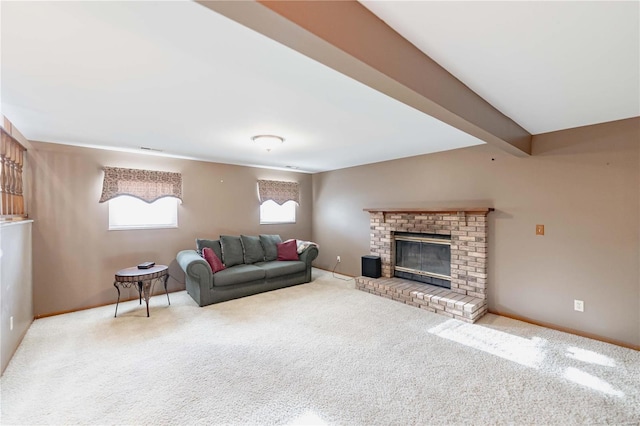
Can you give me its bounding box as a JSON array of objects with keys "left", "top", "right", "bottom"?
[
  {"left": 355, "top": 276, "right": 485, "bottom": 322},
  {"left": 356, "top": 208, "right": 493, "bottom": 323}
]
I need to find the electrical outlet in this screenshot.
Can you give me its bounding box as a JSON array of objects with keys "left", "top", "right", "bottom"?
[
  {"left": 10, "top": 316, "right": 13, "bottom": 331},
  {"left": 574, "top": 300, "right": 584, "bottom": 312},
  {"left": 337, "top": 256, "right": 341, "bottom": 263}
]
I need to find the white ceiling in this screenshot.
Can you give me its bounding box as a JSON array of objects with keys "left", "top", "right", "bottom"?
[
  {"left": 0, "top": 1, "right": 482, "bottom": 173},
  {"left": 2, "top": 1, "right": 638, "bottom": 173},
  {"left": 361, "top": 0, "right": 640, "bottom": 134}
]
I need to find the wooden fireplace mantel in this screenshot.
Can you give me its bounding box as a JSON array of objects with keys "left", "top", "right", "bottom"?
[{"left": 363, "top": 207, "right": 494, "bottom": 215}]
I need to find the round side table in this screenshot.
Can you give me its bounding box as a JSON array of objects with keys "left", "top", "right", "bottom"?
[{"left": 113, "top": 265, "right": 170, "bottom": 317}]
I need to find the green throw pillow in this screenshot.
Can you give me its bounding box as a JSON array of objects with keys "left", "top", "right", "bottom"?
[
  {"left": 241, "top": 235, "right": 265, "bottom": 264},
  {"left": 196, "top": 238, "right": 222, "bottom": 260},
  {"left": 220, "top": 235, "right": 244, "bottom": 267},
  {"left": 260, "top": 234, "right": 282, "bottom": 262}
]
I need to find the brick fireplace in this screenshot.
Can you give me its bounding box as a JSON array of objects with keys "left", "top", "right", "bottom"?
[{"left": 355, "top": 208, "right": 493, "bottom": 323}]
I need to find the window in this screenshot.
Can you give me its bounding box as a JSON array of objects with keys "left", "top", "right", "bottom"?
[
  {"left": 99, "top": 166, "right": 182, "bottom": 230},
  {"left": 257, "top": 179, "right": 299, "bottom": 224},
  {"left": 260, "top": 200, "right": 296, "bottom": 224},
  {"left": 108, "top": 196, "right": 178, "bottom": 230}
]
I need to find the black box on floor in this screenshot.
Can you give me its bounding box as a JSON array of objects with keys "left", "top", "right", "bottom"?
[{"left": 361, "top": 255, "right": 381, "bottom": 278}]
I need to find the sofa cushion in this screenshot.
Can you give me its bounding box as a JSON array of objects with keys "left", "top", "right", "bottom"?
[
  {"left": 277, "top": 239, "right": 299, "bottom": 261},
  {"left": 241, "top": 235, "right": 265, "bottom": 264},
  {"left": 260, "top": 234, "right": 282, "bottom": 261},
  {"left": 220, "top": 235, "right": 244, "bottom": 267},
  {"left": 256, "top": 261, "right": 306, "bottom": 279},
  {"left": 212, "top": 264, "right": 266, "bottom": 287},
  {"left": 202, "top": 247, "right": 225, "bottom": 274},
  {"left": 196, "top": 238, "right": 222, "bottom": 260}
]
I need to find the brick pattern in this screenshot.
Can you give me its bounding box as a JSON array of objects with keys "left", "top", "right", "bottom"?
[
  {"left": 355, "top": 276, "right": 486, "bottom": 323},
  {"left": 363, "top": 211, "right": 489, "bottom": 323}
]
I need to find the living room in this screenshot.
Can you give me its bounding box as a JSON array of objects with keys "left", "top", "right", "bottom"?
[{"left": 1, "top": 1, "right": 638, "bottom": 424}]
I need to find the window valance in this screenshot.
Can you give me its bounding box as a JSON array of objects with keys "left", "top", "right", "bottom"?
[
  {"left": 99, "top": 166, "right": 182, "bottom": 203},
  {"left": 258, "top": 179, "right": 299, "bottom": 205}
]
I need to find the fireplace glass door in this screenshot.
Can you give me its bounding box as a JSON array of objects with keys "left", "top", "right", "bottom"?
[{"left": 394, "top": 233, "right": 451, "bottom": 288}]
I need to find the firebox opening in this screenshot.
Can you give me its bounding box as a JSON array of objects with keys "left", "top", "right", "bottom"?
[{"left": 394, "top": 232, "right": 451, "bottom": 289}]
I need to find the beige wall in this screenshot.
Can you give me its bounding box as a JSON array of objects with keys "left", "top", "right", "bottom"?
[
  {"left": 0, "top": 221, "right": 33, "bottom": 374},
  {"left": 311, "top": 118, "right": 639, "bottom": 347},
  {"left": 9, "top": 117, "right": 640, "bottom": 348},
  {"left": 1, "top": 116, "right": 34, "bottom": 374},
  {"left": 28, "top": 142, "right": 312, "bottom": 317}
]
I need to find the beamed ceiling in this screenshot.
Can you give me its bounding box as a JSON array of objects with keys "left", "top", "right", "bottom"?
[{"left": 2, "top": 1, "right": 638, "bottom": 172}]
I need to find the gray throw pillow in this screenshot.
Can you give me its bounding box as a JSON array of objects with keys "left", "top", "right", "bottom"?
[
  {"left": 196, "top": 238, "right": 222, "bottom": 260},
  {"left": 241, "top": 235, "right": 265, "bottom": 264},
  {"left": 260, "top": 234, "right": 282, "bottom": 261},
  {"left": 220, "top": 235, "right": 244, "bottom": 267}
]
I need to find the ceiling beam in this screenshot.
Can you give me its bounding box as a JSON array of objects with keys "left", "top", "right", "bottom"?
[{"left": 196, "top": 0, "right": 532, "bottom": 156}]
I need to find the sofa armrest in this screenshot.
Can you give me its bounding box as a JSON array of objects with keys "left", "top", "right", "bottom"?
[
  {"left": 177, "top": 249, "right": 212, "bottom": 289},
  {"left": 299, "top": 245, "right": 319, "bottom": 266}
]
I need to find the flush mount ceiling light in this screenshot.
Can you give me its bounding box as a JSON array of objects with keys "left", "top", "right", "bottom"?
[{"left": 252, "top": 135, "right": 284, "bottom": 152}]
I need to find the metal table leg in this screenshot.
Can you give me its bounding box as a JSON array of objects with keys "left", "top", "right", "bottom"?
[
  {"left": 164, "top": 274, "right": 171, "bottom": 306},
  {"left": 143, "top": 279, "right": 151, "bottom": 317},
  {"left": 114, "top": 282, "right": 121, "bottom": 318}
]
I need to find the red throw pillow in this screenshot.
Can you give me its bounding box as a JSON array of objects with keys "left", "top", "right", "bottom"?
[
  {"left": 202, "top": 247, "right": 226, "bottom": 273},
  {"left": 277, "top": 239, "right": 299, "bottom": 261}
]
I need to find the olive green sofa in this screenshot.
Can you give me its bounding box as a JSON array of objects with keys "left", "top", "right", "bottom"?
[{"left": 176, "top": 234, "right": 318, "bottom": 307}]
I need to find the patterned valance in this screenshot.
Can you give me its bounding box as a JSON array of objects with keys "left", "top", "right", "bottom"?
[
  {"left": 258, "top": 180, "right": 299, "bottom": 205},
  {"left": 99, "top": 167, "right": 182, "bottom": 203}
]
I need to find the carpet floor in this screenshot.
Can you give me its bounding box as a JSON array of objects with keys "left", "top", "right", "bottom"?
[{"left": 1, "top": 269, "right": 638, "bottom": 425}]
